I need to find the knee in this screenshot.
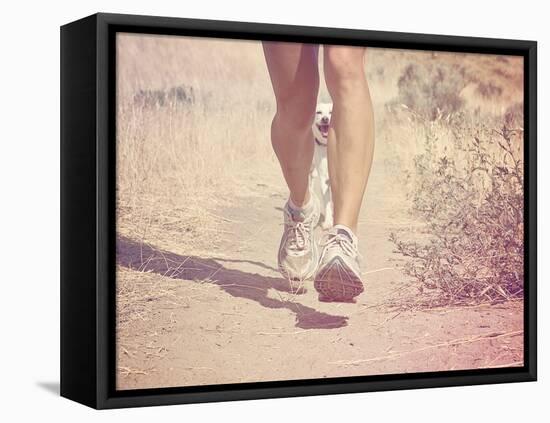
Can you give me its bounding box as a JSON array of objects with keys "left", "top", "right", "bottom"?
[
  {"left": 324, "top": 46, "right": 366, "bottom": 95},
  {"left": 274, "top": 84, "right": 318, "bottom": 129}
]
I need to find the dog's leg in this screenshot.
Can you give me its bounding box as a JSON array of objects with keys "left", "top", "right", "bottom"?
[
  {"left": 319, "top": 155, "right": 333, "bottom": 229},
  {"left": 323, "top": 190, "right": 334, "bottom": 229},
  {"left": 311, "top": 146, "right": 325, "bottom": 226},
  {"left": 321, "top": 180, "right": 334, "bottom": 229}
]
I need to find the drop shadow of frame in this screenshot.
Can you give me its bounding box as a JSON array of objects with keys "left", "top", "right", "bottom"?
[{"left": 116, "top": 236, "right": 348, "bottom": 329}]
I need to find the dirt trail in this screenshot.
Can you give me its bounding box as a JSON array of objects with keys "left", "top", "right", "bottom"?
[{"left": 116, "top": 163, "right": 523, "bottom": 390}]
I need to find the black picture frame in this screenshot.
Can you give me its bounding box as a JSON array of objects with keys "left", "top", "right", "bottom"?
[{"left": 60, "top": 12, "right": 537, "bottom": 409}]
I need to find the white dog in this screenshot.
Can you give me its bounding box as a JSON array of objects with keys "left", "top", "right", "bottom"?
[{"left": 310, "top": 102, "right": 334, "bottom": 230}]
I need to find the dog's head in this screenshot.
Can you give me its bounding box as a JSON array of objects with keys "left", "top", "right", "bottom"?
[{"left": 312, "top": 102, "right": 332, "bottom": 146}]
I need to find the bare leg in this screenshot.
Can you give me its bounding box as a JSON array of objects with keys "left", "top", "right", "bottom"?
[
  {"left": 262, "top": 42, "right": 319, "bottom": 206},
  {"left": 323, "top": 45, "right": 374, "bottom": 233}
]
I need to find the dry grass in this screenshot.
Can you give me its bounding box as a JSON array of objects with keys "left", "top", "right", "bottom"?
[
  {"left": 116, "top": 33, "right": 279, "bottom": 252},
  {"left": 387, "top": 101, "right": 524, "bottom": 307}
]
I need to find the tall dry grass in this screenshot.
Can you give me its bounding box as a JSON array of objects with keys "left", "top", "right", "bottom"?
[
  {"left": 116, "top": 34, "right": 282, "bottom": 251},
  {"left": 117, "top": 34, "right": 279, "bottom": 197}
]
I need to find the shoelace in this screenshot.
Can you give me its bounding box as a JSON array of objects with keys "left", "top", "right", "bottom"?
[
  {"left": 287, "top": 220, "right": 308, "bottom": 250},
  {"left": 320, "top": 232, "right": 360, "bottom": 261},
  {"left": 285, "top": 210, "right": 316, "bottom": 251}
]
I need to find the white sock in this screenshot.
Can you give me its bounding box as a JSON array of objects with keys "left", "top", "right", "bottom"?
[{"left": 288, "top": 192, "right": 313, "bottom": 212}]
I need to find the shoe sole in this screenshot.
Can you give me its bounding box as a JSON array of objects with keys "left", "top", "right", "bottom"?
[{"left": 314, "top": 256, "right": 364, "bottom": 302}]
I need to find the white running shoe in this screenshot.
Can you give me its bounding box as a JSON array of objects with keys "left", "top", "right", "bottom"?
[
  {"left": 314, "top": 225, "right": 364, "bottom": 302},
  {"left": 277, "top": 194, "right": 320, "bottom": 281}
]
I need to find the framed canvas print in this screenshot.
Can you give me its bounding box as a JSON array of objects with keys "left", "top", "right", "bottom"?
[{"left": 60, "top": 13, "right": 537, "bottom": 409}]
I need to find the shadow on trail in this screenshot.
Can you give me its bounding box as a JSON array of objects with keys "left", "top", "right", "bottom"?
[
  {"left": 117, "top": 236, "right": 348, "bottom": 329},
  {"left": 208, "top": 256, "right": 279, "bottom": 274}
]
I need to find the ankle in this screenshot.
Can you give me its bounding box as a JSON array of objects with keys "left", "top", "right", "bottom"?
[
  {"left": 332, "top": 218, "right": 358, "bottom": 235},
  {"left": 331, "top": 224, "right": 358, "bottom": 245},
  {"left": 289, "top": 190, "right": 312, "bottom": 210}
]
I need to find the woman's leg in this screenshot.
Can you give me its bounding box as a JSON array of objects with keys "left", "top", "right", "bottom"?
[
  {"left": 262, "top": 42, "right": 319, "bottom": 207},
  {"left": 323, "top": 45, "right": 374, "bottom": 233},
  {"left": 263, "top": 41, "right": 321, "bottom": 281},
  {"left": 313, "top": 45, "right": 374, "bottom": 302}
]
